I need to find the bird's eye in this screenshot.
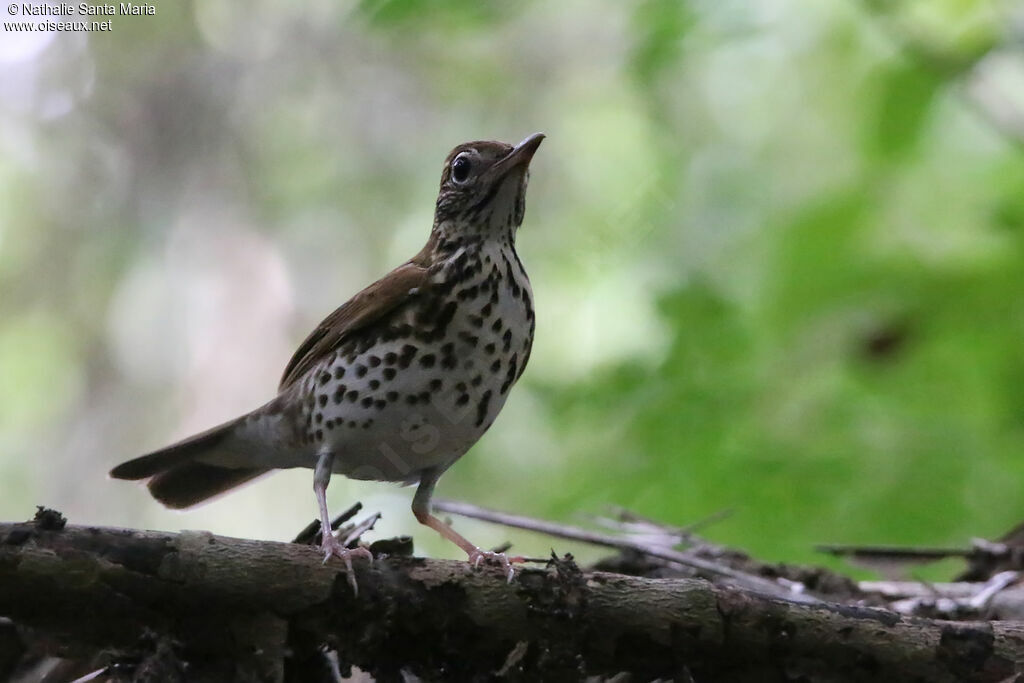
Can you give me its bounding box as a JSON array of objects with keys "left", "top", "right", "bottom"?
[{"left": 451, "top": 155, "right": 472, "bottom": 184}]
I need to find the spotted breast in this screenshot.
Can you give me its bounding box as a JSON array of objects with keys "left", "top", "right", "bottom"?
[{"left": 288, "top": 239, "right": 534, "bottom": 483}]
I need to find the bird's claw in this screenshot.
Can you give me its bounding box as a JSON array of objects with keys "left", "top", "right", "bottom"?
[
  {"left": 467, "top": 548, "right": 521, "bottom": 583},
  {"left": 320, "top": 532, "right": 373, "bottom": 595}
]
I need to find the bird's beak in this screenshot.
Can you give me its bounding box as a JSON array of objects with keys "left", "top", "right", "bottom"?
[{"left": 492, "top": 133, "right": 545, "bottom": 178}]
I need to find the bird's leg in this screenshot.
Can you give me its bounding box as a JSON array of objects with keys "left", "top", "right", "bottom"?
[
  {"left": 314, "top": 451, "right": 372, "bottom": 593},
  {"left": 412, "top": 470, "right": 522, "bottom": 582}
]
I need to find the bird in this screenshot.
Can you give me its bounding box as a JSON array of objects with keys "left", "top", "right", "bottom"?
[{"left": 110, "top": 133, "right": 544, "bottom": 584}]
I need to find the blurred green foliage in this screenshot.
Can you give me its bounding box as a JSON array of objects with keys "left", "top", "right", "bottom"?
[{"left": 2, "top": 0, "right": 1024, "bottom": 576}]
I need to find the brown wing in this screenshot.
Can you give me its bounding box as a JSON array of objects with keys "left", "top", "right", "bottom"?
[{"left": 279, "top": 261, "right": 429, "bottom": 390}]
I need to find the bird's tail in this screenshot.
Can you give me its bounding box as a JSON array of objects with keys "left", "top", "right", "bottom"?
[{"left": 110, "top": 416, "right": 271, "bottom": 509}]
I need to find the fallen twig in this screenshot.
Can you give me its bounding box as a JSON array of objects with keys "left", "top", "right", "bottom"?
[{"left": 433, "top": 499, "right": 817, "bottom": 602}]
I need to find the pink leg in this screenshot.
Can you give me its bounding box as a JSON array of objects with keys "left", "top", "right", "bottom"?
[
  {"left": 413, "top": 470, "right": 522, "bottom": 582},
  {"left": 314, "top": 452, "right": 372, "bottom": 594}
]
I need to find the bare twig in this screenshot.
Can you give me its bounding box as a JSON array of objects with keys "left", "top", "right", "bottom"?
[
  {"left": 818, "top": 537, "right": 1018, "bottom": 579},
  {"left": 817, "top": 543, "right": 973, "bottom": 561},
  {"left": 859, "top": 580, "right": 982, "bottom": 600},
  {"left": 292, "top": 501, "right": 364, "bottom": 545},
  {"left": 433, "top": 499, "right": 817, "bottom": 602},
  {"left": 968, "top": 570, "right": 1019, "bottom": 610},
  {"left": 861, "top": 572, "right": 1024, "bottom": 619},
  {"left": 341, "top": 511, "right": 381, "bottom": 547},
  {"left": 587, "top": 507, "right": 732, "bottom": 551},
  {"left": 608, "top": 506, "right": 733, "bottom": 537}
]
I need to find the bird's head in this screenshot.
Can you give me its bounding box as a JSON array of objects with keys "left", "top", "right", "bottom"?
[{"left": 433, "top": 133, "right": 544, "bottom": 243}]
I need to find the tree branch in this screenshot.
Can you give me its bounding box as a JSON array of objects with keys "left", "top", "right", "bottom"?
[{"left": 2, "top": 513, "right": 1023, "bottom": 682}]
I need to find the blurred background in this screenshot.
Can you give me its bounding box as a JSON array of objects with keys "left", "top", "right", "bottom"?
[{"left": 3, "top": 0, "right": 1024, "bottom": 575}]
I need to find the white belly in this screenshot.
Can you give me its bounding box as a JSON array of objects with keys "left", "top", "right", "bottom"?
[{"left": 291, "top": 244, "right": 534, "bottom": 482}]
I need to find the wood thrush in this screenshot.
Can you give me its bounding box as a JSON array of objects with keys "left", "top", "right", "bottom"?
[{"left": 111, "top": 133, "right": 544, "bottom": 583}]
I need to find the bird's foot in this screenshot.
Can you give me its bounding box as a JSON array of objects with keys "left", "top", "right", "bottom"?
[
  {"left": 467, "top": 548, "right": 524, "bottom": 583},
  {"left": 321, "top": 532, "right": 373, "bottom": 595}
]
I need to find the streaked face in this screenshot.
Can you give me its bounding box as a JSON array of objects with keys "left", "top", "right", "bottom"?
[{"left": 434, "top": 135, "right": 543, "bottom": 237}]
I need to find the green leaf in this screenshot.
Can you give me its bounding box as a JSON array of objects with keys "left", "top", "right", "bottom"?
[
  {"left": 863, "top": 62, "right": 943, "bottom": 162},
  {"left": 630, "top": 0, "right": 694, "bottom": 86}
]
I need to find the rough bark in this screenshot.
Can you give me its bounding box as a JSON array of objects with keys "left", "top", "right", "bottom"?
[{"left": 1, "top": 515, "right": 1022, "bottom": 682}]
